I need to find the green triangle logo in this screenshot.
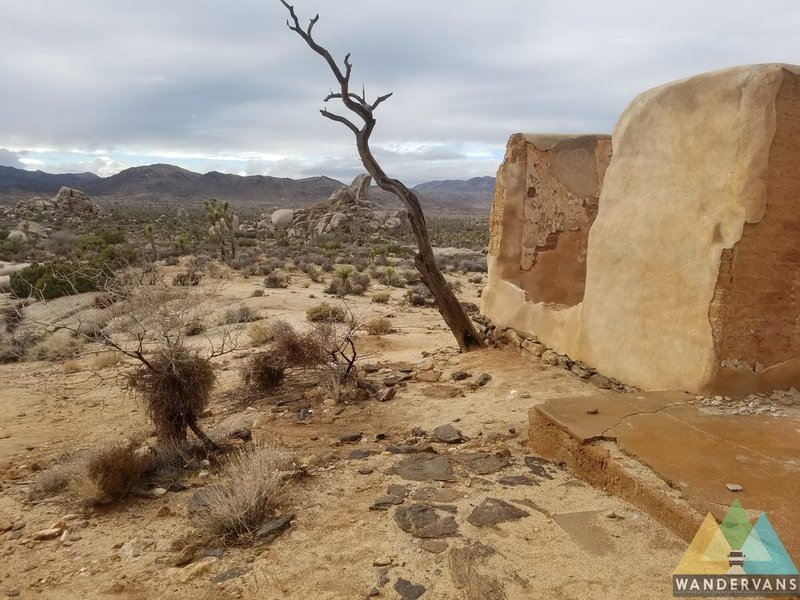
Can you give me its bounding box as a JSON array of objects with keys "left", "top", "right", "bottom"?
[{"left": 719, "top": 499, "right": 753, "bottom": 550}]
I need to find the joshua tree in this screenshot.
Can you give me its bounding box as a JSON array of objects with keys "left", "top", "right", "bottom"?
[
  {"left": 205, "top": 198, "right": 238, "bottom": 259},
  {"left": 141, "top": 223, "right": 159, "bottom": 261},
  {"left": 279, "top": 2, "right": 485, "bottom": 352}
]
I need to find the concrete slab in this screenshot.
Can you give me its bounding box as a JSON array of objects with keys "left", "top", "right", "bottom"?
[{"left": 530, "top": 392, "right": 800, "bottom": 558}]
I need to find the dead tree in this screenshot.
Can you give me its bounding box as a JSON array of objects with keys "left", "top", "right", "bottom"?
[{"left": 280, "top": 1, "right": 485, "bottom": 352}]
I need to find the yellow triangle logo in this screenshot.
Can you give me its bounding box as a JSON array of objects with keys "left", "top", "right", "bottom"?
[{"left": 675, "top": 513, "right": 732, "bottom": 574}]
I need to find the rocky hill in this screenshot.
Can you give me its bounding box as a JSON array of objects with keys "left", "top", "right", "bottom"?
[{"left": 0, "top": 164, "right": 494, "bottom": 216}]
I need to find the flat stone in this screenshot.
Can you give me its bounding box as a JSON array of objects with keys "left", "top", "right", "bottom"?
[
  {"left": 554, "top": 511, "right": 613, "bottom": 555},
  {"left": 420, "top": 540, "right": 449, "bottom": 554},
  {"left": 373, "top": 556, "right": 392, "bottom": 567},
  {"left": 254, "top": 514, "right": 294, "bottom": 544},
  {"left": 391, "top": 453, "right": 456, "bottom": 482},
  {"left": 476, "top": 373, "right": 492, "bottom": 386},
  {"left": 167, "top": 482, "right": 188, "bottom": 493},
  {"left": 358, "top": 467, "right": 374, "bottom": 475},
  {"left": 0, "top": 522, "right": 12, "bottom": 534},
  {"left": 460, "top": 452, "right": 510, "bottom": 475},
  {"left": 384, "top": 376, "right": 402, "bottom": 387},
  {"left": 432, "top": 424, "right": 463, "bottom": 444},
  {"left": 421, "top": 385, "right": 462, "bottom": 399},
  {"left": 394, "top": 578, "right": 426, "bottom": 600},
  {"left": 415, "top": 371, "right": 441, "bottom": 383},
  {"left": 451, "top": 371, "right": 471, "bottom": 381},
  {"left": 467, "top": 498, "right": 529, "bottom": 527},
  {"left": 338, "top": 432, "right": 362, "bottom": 443},
  {"left": 497, "top": 475, "right": 540, "bottom": 487},
  {"left": 369, "top": 495, "right": 405, "bottom": 511},
  {"left": 726, "top": 483, "right": 743, "bottom": 492},
  {"left": 347, "top": 449, "right": 372, "bottom": 460},
  {"left": 394, "top": 503, "right": 459, "bottom": 538},
  {"left": 524, "top": 456, "right": 556, "bottom": 480},
  {"left": 386, "top": 484, "right": 411, "bottom": 499},
  {"left": 409, "top": 487, "right": 465, "bottom": 503},
  {"left": 363, "top": 364, "right": 380, "bottom": 374},
  {"left": 205, "top": 547, "right": 226, "bottom": 558},
  {"left": 212, "top": 567, "right": 249, "bottom": 583}
]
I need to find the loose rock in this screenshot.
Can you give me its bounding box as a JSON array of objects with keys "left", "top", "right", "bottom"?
[
  {"left": 467, "top": 498, "right": 529, "bottom": 527},
  {"left": 390, "top": 453, "right": 456, "bottom": 482},
  {"left": 432, "top": 424, "right": 464, "bottom": 444},
  {"left": 394, "top": 503, "right": 459, "bottom": 538},
  {"left": 394, "top": 579, "right": 426, "bottom": 600}
]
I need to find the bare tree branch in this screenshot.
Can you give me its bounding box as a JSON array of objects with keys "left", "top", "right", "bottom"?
[{"left": 279, "top": 2, "right": 485, "bottom": 351}]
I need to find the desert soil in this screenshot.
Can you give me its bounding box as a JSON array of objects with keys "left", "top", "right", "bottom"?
[{"left": 1, "top": 270, "right": 689, "bottom": 599}]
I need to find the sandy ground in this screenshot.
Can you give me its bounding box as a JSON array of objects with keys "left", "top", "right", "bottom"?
[{"left": 0, "top": 270, "right": 689, "bottom": 599}]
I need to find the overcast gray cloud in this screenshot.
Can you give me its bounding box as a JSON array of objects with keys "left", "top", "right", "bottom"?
[{"left": 1, "top": 0, "right": 798, "bottom": 184}]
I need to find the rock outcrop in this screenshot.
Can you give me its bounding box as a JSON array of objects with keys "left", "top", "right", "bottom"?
[
  {"left": 272, "top": 174, "right": 408, "bottom": 239},
  {"left": 482, "top": 64, "right": 800, "bottom": 394},
  {"left": 16, "top": 186, "right": 99, "bottom": 216}
]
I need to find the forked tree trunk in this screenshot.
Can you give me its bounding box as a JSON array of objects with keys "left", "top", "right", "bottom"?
[
  {"left": 357, "top": 144, "right": 484, "bottom": 351},
  {"left": 281, "top": 1, "right": 485, "bottom": 352}
]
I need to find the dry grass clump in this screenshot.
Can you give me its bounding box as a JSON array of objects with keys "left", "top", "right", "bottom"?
[
  {"left": 62, "top": 359, "right": 82, "bottom": 374},
  {"left": 31, "top": 329, "right": 84, "bottom": 361},
  {"left": 70, "top": 442, "right": 148, "bottom": 505},
  {"left": 247, "top": 321, "right": 274, "bottom": 346},
  {"left": 371, "top": 292, "right": 390, "bottom": 304},
  {"left": 191, "top": 445, "right": 293, "bottom": 542},
  {"left": 366, "top": 317, "right": 394, "bottom": 336},
  {"left": 91, "top": 350, "right": 124, "bottom": 370},
  {"left": 222, "top": 304, "right": 253, "bottom": 325},
  {"left": 125, "top": 347, "right": 216, "bottom": 442},
  {"left": 306, "top": 302, "right": 346, "bottom": 322},
  {"left": 32, "top": 441, "right": 147, "bottom": 505},
  {"left": 240, "top": 353, "right": 286, "bottom": 392}
]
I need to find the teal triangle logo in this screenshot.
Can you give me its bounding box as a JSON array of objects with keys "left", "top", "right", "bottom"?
[{"left": 742, "top": 514, "right": 798, "bottom": 575}]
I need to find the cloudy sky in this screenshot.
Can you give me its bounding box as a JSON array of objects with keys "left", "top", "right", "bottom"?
[{"left": 1, "top": 1, "right": 798, "bottom": 184}]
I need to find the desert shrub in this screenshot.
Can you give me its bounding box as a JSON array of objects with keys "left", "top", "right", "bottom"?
[
  {"left": 250, "top": 289, "right": 264, "bottom": 297},
  {"left": 299, "top": 263, "right": 324, "bottom": 283},
  {"left": 469, "top": 274, "right": 484, "bottom": 284},
  {"left": 406, "top": 290, "right": 427, "bottom": 306},
  {"left": 240, "top": 353, "right": 286, "bottom": 392},
  {"left": 31, "top": 329, "right": 83, "bottom": 361},
  {"left": 93, "top": 292, "right": 118, "bottom": 309},
  {"left": 306, "top": 302, "right": 346, "bottom": 323},
  {"left": 264, "top": 272, "right": 289, "bottom": 289},
  {"left": 259, "top": 258, "right": 283, "bottom": 276},
  {"left": 10, "top": 260, "right": 110, "bottom": 299},
  {"left": 238, "top": 238, "right": 258, "bottom": 248},
  {"left": 448, "top": 279, "right": 464, "bottom": 293},
  {"left": 457, "top": 258, "right": 488, "bottom": 273},
  {"left": 190, "top": 445, "right": 293, "bottom": 542},
  {"left": 325, "top": 265, "right": 355, "bottom": 296},
  {"left": 366, "top": 317, "right": 394, "bottom": 336},
  {"left": 270, "top": 321, "right": 325, "bottom": 367},
  {"left": 222, "top": 304, "right": 253, "bottom": 325},
  {"left": 173, "top": 270, "right": 201, "bottom": 286},
  {"left": 371, "top": 292, "right": 391, "bottom": 304},
  {"left": 70, "top": 442, "right": 148, "bottom": 505},
  {"left": 184, "top": 319, "right": 205, "bottom": 337},
  {"left": 402, "top": 269, "right": 421, "bottom": 286},
  {"left": 247, "top": 321, "right": 274, "bottom": 346},
  {"left": 350, "top": 271, "right": 370, "bottom": 295},
  {"left": 125, "top": 347, "right": 216, "bottom": 443},
  {"left": 378, "top": 266, "right": 404, "bottom": 287}
]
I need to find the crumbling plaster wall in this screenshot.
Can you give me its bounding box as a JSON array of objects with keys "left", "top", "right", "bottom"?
[{"left": 483, "top": 64, "right": 800, "bottom": 394}]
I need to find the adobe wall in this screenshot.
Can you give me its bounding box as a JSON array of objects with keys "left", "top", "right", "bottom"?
[{"left": 482, "top": 64, "right": 800, "bottom": 394}]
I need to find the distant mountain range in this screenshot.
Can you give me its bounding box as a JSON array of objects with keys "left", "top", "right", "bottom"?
[{"left": 0, "top": 164, "right": 494, "bottom": 216}]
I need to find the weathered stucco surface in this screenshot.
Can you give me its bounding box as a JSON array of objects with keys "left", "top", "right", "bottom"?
[{"left": 483, "top": 64, "right": 800, "bottom": 394}]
